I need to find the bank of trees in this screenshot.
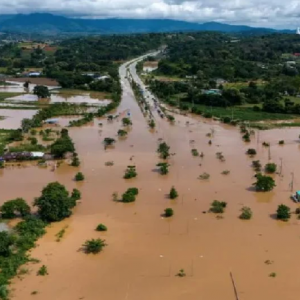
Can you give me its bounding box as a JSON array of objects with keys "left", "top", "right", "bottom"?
[{"left": 0, "top": 181, "right": 81, "bottom": 298}]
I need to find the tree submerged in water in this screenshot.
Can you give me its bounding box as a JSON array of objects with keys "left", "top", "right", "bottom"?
[
  {"left": 253, "top": 173, "right": 275, "bottom": 191},
  {"left": 157, "top": 162, "right": 170, "bottom": 175},
  {"left": 124, "top": 166, "right": 137, "bottom": 179},
  {"left": 157, "top": 142, "right": 170, "bottom": 159},
  {"left": 33, "top": 85, "right": 51, "bottom": 99}
]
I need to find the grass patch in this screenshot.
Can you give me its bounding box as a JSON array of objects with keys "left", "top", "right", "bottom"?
[{"left": 0, "top": 92, "right": 25, "bottom": 101}]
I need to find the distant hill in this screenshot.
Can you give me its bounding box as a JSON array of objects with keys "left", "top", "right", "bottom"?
[{"left": 0, "top": 13, "right": 293, "bottom": 34}]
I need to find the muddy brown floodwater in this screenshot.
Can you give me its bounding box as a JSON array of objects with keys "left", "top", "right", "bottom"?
[{"left": 2, "top": 56, "right": 300, "bottom": 300}]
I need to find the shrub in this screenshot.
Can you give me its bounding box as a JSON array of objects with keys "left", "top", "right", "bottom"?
[
  {"left": 169, "top": 186, "right": 178, "bottom": 199},
  {"left": 253, "top": 173, "right": 275, "bottom": 191},
  {"left": 243, "top": 132, "right": 250, "bottom": 142},
  {"left": 75, "top": 172, "right": 85, "bottom": 181},
  {"left": 71, "top": 153, "right": 80, "bottom": 167},
  {"left": 37, "top": 265, "right": 48, "bottom": 276},
  {"left": 265, "top": 163, "right": 277, "bottom": 174},
  {"left": 276, "top": 204, "right": 291, "bottom": 221},
  {"left": 191, "top": 149, "right": 199, "bottom": 156},
  {"left": 1, "top": 198, "right": 30, "bottom": 219},
  {"left": 117, "top": 129, "right": 127, "bottom": 137},
  {"left": 210, "top": 200, "right": 227, "bottom": 213},
  {"left": 30, "top": 137, "right": 38, "bottom": 145},
  {"left": 247, "top": 148, "right": 257, "bottom": 155},
  {"left": 71, "top": 188, "right": 81, "bottom": 202},
  {"left": 0, "top": 231, "right": 14, "bottom": 256},
  {"left": 124, "top": 166, "right": 137, "bottom": 179},
  {"left": 199, "top": 172, "right": 210, "bottom": 180},
  {"left": 262, "top": 141, "right": 269, "bottom": 147},
  {"left": 122, "top": 188, "right": 138, "bottom": 203},
  {"left": 96, "top": 224, "right": 107, "bottom": 231},
  {"left": 269, "top": 272, "right": 276, "bottom": 278},
  {"left": 239, "top": 207, "right": 252, "bottom": 220},
  {"left": 167, "top": 115, "right": 175, "bottom": 122},
  {"left": 252, "top": 160, "right": 262, "bottom": 172},
  {"left": 221, "top": 170, "right": 230, "bottom": 175},
  {"left": 278, "top": 140, "right": 284, "bottom": 145},
  {"left": 149, "top": 119, "right": 156, "bottom": 129},
  {"left": 122, "top": 117, "right": 132, "bottom": 126},
  {"left": 164, "top": 208, "right": 174, "bottom": 217},
  {"left": 156, "top": 162, "right": 170, "bottom": 175},
  {"left": 103, "top": 137, "right": 116, "bottom": 146},
  {"left": 176, "top": 269, "right": 186, "bottom": 277},
  {"left": 83, "top": 239, "right": 107, "bottom": 254},
  {"left": 203, "top": 112, "right": 212, "bottom": 118},
  {"left": 157, "top": 142, "right": 170, "bottom": 159}
]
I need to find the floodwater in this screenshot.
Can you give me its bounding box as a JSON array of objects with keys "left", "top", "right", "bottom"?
[
  {"left": 2, "top": 55, "right": 300, "bottom": 300},
  {"left": 0, "top": 81, "right": 59, "bottom": 93},
  {"left": 0, "top": 109, "right": 38, "bottom": 129}
]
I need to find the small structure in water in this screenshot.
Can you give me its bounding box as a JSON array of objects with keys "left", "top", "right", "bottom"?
[
  {"left": 291, "top": 191, "right": 300, "bottom": 202},
  {"left": 44, "top": 119, "right": 59, "bottom": 124}
]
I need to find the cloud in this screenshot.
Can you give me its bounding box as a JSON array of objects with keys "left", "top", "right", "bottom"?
[{"left": 1, "top": 0, "right": 300, "bottom": 29}]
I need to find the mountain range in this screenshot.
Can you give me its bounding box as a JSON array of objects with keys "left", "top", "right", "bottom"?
[{"left": 0, "top": 13, "right": 294, "bottom": 35}]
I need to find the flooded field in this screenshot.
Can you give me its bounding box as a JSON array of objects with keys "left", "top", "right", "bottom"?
[
  {"left": 0, "top": 109, "right": 38, "bottom": 129},
  {"left": 2, "top": 58, "right": 300, "bottom": 300}
]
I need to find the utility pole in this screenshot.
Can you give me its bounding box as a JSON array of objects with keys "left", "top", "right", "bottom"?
[
  {"left": 291, "top": 172, "right": 294, "bottom": 192},
  {"left": 268, "top": 145, "right": 271, "bottom": 161},
  {"left": 230, "top": 272, "right": 239, "bottom": 300},
  {"left": 279, "top": 158, "right": 283, "bottom": 176}
]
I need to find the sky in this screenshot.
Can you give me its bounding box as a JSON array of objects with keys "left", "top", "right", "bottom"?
[{"left": 1, "top": 0, "right": 300, "bottom": 29}]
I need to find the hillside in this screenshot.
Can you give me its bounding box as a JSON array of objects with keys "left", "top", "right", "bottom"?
[{"left": 0, "top": 13, "right": 291, "bottom": 34}]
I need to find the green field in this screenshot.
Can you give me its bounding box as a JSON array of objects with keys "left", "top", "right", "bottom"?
[
  {"left": 0, "top": 92, "right": 25, "bottom": 101},
  {"left": 0, "top": 129, "right": 14, "bottom": 155}
]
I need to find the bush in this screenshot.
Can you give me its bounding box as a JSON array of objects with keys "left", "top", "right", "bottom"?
[
  {"left": 203, "top": 112, "right": 212, "bottom": 118},
  {"left": 276, "top": 204, "right": 291, "bottom": 221},
  {"left": 122, "top": 188, "right": 138, "bottom": 203},
  {"left": 156, "top": 162, "right": 170, "bottom": 175},
  {"left": 169, "top": 186, "right": 178, "bottom": 199},
  {"left": 122, "top": 117, "right": 132, "bottom": 126},
  {"left": 75, "top": 172, "right": 85, "bottom": 181},
  {"left": 243, "top": 132, "right": 250, "bottom": 142},
  {"left": 96, "top": 224, "right": 107, "bottom": 231},
  {"left": 252, "top": 160, "right": 262, "bottom": 172},
  {"left": 1, "top": 198, "right": 30, "bottom": 219},
  {"left": 50, "top": 130, "right": 75, "bottom": 158},
  {"left": 117, "top": 129, "right": 127, "bottom": 137},
  {"left": 191, "top": 149, "right": 199, "bottom": 156},
  {"left": 37, "top": 265, "right": 48, "bottom": 276},
  {"left": 0, "top": 232, "right": 14, "bottom": 257},
  {"left": 278, "top": 140, "right": 284, "bottom": 145},
  {"left": 124, "top": 166, "right": 137, "bottom": 179},
  {"left": 239, "top": 207, "right": 252, "bottom": 220},
  {"left": 83, "top": 239, "right": 107, "bottom": 254},
  {"left": 164, "top": 208, "right": 174, "bottom": 217},
  {"left": 247, "top": 148, "right": 257, "bottom": 155},
  {"left": 30, "top": 137, "right": 38, "bottom": 145},
  {"left": 210, "top": 200, "right": 227, "bottom": 213},
  {"left": 71, "top": 153, "right": 80, "bottom": 167},
  {"left": 253, "top": 173, "right": 275, "bottom": 191},
  {"left": 149, "top": 119, "right": 156, "bottom": 129},
  {"left": 71, "top": 189, "right": 81, "bottom": 202},
  {"left": 265, "top": 163, "right": 277, "bottom": 173},
  {"left": 157, "top": 142, "right": 170, "bottom": 159}
]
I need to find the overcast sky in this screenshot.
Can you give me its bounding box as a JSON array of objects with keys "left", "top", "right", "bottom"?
[{"left": 1, "top": 0, "right": 300, "bottom": 29}]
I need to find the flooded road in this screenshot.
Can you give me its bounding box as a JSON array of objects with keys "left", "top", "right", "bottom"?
[{"left": 3, "top": 54, "right": 300, "bottom": 300}]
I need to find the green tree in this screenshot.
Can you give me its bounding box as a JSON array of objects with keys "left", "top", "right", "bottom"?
[
  {"left": 253, "top": 173, "right": 276, "bottom": 191},
  {"left": 122, "top": 117, "right": 132, "bottom": 126},
  {"left": 276, "top": 204, "right": 291, "bottom": 221},
  {"left": 103, "top": 137, "right": 116, "bottom": 146},
  {"left": 34, "top": 182, "right": 75, "bottom": 222},
  {"left": 1, "top": 198, "right": 30, "bottom": 219},
  {"left": 164, "top": 208, "right": 174, "bottom": 217},
  {"left": 149, "top": 119, "right": 156, "bottom": 129},
  {"left": 157, "top": 162, "right": 170, "bottom": 175},
  {"left": 0, "top": 232, "right": 14, "bottom": 257},
  {"left": 21, "top": 118, "right": 33, "bottom": 133},
  {"left": 96, "top": 224, "right": 107, "bottom": 231},
  {"left": 124, "top": 166, "right": 137, "bottom": 179},
  {"left": 71, "top": 152, "right": 80, "bottom": 167},
  {"left": 83, "top": 239, "right": 107, "bottom": 254},
  {"left": 157, "top": 142, "right": 170, "bottom": 159},
  {"left": 37, "top": 265, "right": 48, "bottom": 276},
  {"left": 169, "top": 186, "right": 178, "bottom": 199},
  {"left": 210, "top": 200, "right": 227, "bottom": 213},
  {"left": 239, "top": 206, "right": 252, "bottom": 220},
  {"left": 33, "top": 85, "right": 50, "bottom": 98},
  {"left": 50, "top": 133, "right": 75, "bottom": 158},
  {"left": 122, "top": 187, "right": 138, "bottom": 203},
  {"left": 117, "top": 129, "right": 127, "bottom": 137},
  {"left": 75, "top": 172, "right": 85, "bottom": 181},
  {"left": 71, "top": 189, "right": 81, "bottom": 203},
  {"left": 265, "top": 163, "right": 277, "bottom": 173}
]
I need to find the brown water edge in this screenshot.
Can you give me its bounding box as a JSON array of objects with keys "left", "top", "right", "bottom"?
[{"left": 4, "top": 65, "right": 300, "bottom": 300}]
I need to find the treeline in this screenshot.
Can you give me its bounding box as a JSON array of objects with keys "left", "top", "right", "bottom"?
[{"left": 156, "top": 32, "right": 300, "bottom": 81}]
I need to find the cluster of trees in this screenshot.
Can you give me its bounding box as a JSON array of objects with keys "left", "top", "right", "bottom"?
[
  {"left": 0, "top": 181, "right": 81, "bottom": 298},
  {"left": 147, "top": 33, "right": 300, "bottom": 115}
]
